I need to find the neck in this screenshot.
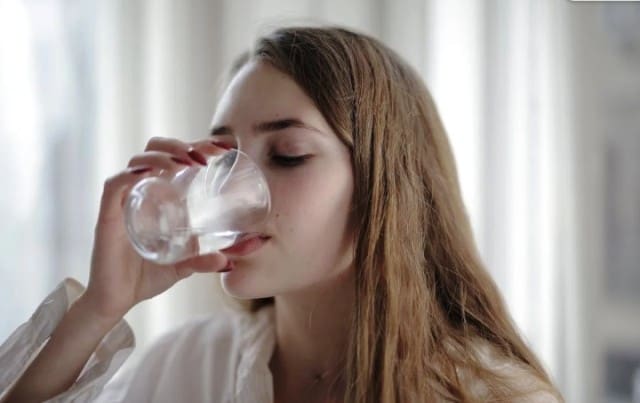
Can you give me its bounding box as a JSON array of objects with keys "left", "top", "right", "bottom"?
[{"left": 269, "top": 267, "right": 355, "bottom": 400}]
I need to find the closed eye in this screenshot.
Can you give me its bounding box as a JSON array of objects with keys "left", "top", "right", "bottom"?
[{"left": 271, "top": 154, "right": 310, "bottom": 167}]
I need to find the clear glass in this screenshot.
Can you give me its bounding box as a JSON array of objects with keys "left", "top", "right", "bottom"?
[{"left": 123, "top": 149, "right": 271, "bottom": 264}]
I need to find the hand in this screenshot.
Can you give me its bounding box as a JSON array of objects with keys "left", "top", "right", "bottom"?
[{"left": 82, "top": 137, "right": 230, "bottom": 321}]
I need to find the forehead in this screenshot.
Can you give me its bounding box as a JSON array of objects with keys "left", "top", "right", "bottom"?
[{"left": 212, "top": 60, "right": 317, "bottom": 125}]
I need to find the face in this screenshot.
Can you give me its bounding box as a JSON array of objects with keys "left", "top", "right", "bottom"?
[{"left": 210, "top": 60, "right": 354, "bottom": 299}]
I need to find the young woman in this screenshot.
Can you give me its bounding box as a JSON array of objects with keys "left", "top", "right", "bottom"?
[{"left": 1, "top": 26, "right": 563, "bottom": 402}]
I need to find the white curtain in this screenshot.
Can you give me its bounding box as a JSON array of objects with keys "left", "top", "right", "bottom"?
[
  {"left": 1, "top": 0, "right": 581, "bottom": 400},
  {"left": 0, "top": 0, "right": 99, "bottom": 347},
  {"left": 423, "top": 2, "right": 579, "bottom": 400}
]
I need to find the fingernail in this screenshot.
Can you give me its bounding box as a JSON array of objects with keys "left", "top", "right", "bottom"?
[
  {"left": 211, "top": 141, "right": 232, "bottom": 150},
  {"left": 187, "top": 148, "right": 208, "bottom": 166},
  {"left": 171, "top": 156, "right": 193, "bottom": 166},
  {"left": 129, "top": 166, "right": 153, "bottom": 175}
]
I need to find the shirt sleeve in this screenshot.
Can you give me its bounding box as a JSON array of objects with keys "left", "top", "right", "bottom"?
[{"left": 0, "top": 278, "right": 135, "bottom": 403}]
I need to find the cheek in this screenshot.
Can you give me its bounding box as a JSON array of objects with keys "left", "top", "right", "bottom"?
[{"left": 269, "top": 165, "right": 353, "bottom": 257}]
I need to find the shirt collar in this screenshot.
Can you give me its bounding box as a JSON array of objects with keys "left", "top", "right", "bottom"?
[{"left": 235, "top": 305, "right": 276, "bottom": 401}]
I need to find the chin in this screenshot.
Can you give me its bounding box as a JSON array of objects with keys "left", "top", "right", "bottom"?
[{"left": 219, "top": 268, "right": 274, "bottom": 300}]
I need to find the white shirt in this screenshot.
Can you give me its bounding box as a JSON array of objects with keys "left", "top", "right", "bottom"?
[{"left": 0, "top": 278, "right": 560, "bottom": 402}]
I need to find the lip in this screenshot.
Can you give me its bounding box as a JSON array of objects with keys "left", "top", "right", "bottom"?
[{"left": 219, "top": 233, "right": 270, "bottom": 257}]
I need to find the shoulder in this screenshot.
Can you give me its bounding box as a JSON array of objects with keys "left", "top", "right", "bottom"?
[
  {"left": 489, "top": 358, "right": 562, "bottom": 402},
  {"left": 112, "top": 306, "right": 274, "bottom": 400},
  {"left": 144, "top": 305, "right": 269, "bottom": 360},
  {"left": 461, "top": 338, "right": 563, "bottom": 402},
  {"left": 122, "top": 306, "right": 262, "bottom": 379}
]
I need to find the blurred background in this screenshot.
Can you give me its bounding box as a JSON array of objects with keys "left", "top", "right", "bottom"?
[{"left": 0, "top": 0, "right": 638, "bottom": 401}]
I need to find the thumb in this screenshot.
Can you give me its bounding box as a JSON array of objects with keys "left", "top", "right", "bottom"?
[{"left": 175, "top": 252, "right": 228, "bottom": 273}]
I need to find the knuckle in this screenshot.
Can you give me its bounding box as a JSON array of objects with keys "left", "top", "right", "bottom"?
[
  {"left": 103, "top": 175, "right": 118, "bottom": 191},
  {"left": 145, "top": 136, "right": 165, "bottom": 150},
  {"left": 127, "top": 154, "right": 143, "bottom": 165}
]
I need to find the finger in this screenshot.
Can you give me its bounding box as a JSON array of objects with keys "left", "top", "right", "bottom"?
[
  {"left": 145, "top": 136, "right": 212, "bottom": 166},
  {"left": 127, "top": 150, "right": 194, "bottom": 170},
  {"left": 97, "top": 166, "right": 158, "bottom": 225},
  {"left": 175, "top": 266, "right": 195, "bottom": 280},
  {"left": 192, "top": 139, "right": 234, "bottom": 155},
  {"left": 144, "top": 136, "right": 195, "bottom": 161},
  {"left": 174, "top": 252, "right": 228, "bottom": 273}
]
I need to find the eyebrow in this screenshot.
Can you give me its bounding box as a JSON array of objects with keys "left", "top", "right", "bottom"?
[{"left": 209, "top": 118, "right": 322, "bottom": 136}]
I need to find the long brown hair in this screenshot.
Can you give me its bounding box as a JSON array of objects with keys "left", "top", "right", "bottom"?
[{"left": 227, "top": 26, "right": 562, "bottom": 402}]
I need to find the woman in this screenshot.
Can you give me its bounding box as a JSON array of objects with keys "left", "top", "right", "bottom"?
[{"left": 1, "top": 26, "right": 563, "bottom": 402}]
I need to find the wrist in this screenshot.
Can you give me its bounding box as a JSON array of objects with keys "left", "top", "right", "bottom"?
[{"left": 71, "top": 293, "right": 125, "bottom": 334}]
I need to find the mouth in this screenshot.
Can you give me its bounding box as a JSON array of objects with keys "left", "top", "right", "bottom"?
[{"left": 219, "top": 232, "right": 271, "bottom": 257}]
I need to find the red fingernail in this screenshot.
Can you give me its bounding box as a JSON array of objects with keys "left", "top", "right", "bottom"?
[
  {"left": 129, "top": 166, "right": 153, "bottom": 174},
  {"left": 187, "top": 148, "right": 208, "bottom": 166},
  {"left": 171, "top": 156, "right": 193, "bottom": 166},
  {"left": 211, "top": 141, "right": 232, "bottom": 150}
]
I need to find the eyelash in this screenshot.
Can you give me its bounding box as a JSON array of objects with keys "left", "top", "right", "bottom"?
[
  {"left": 271, "top": 154, "right": 310, "bottom": 167},
  {"left": 214, "top": 143, "right": 309, "bottom": 168}
]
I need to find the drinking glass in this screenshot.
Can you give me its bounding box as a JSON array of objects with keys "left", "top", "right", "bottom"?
[{"left": 123, "top": 149, "right": 270, "bottom": 264}]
